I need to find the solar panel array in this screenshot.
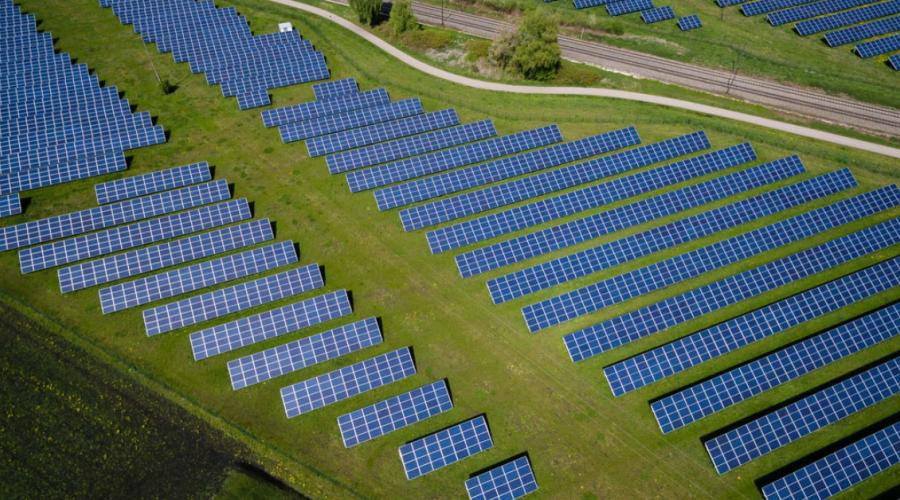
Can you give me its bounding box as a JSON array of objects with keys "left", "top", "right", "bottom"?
[
  {"left": 310, "top": 109, "right": 461, "bottom": 158},
  {"left": 794, "top": 0, "right": 900, "bottom": 35},
  {"left": 281, "top": 347, "right": 416, "bottom": 418},
  {"left": 279, "top": 99, "right": 425, "bottom": 143},
  {"left": 312, "top": 78, "right": 359, "bottom": 100},
  {"left": 706, "top": 357, "right": 900, "bottom": 474},
  {"left": 94, "top": 162, "right": 212, "bottom": 204},
  {"left": 824, "top": 15, "right": 900, "bottom": 46},
  {"left": 103, "top": 0, "right": 329, "bottom": 109},
  {"left": 761, "top": 421, "right": 900, "bottom": 500},
  {"left": 563, "top": 216, "right": 900, "bottom": 361},
  {"left": 0, "top": 152, "right": 127, "bottom": 197},
  {"left": 677, "top": 15, "right": 703, "bottom": 30},
  {"left": 742, "top": 0, "right": 810, "bottom": 16},
  {"left": 466, "top": 456, "right": 539, "bottom": 500},
  {"left": 768, "top": 0, "right": 874, "bottom": 26},
  {"left": 524, "top": 185, "right": 899, "bottom": 333},
  {"left": 228, "top": 317, "right": 383, "bottom": 390},
  {"left": 855, "top": 33, "right": 900, "bottom": 57},
  {"left": 607, "top": 257, "right": 900, "bottom": 400},
  {"left": 338, "top": 380, "right": 453, "bottom": 447},
  {"left": 261, "top": 88, "right": 390, "bottom": 128},
  {"left": 574, "top": 0, "right": 615, "bottom": 8},
  {"left": 607, "top": 0, "right": 655, "bottom": 16},
  {"left": 0, "top": 193, "right": 22, "bottom": 218},
  {"left": 400, "top": 416, "right": 494, "bottom": 480},
  {"left": 642, "top": 6, "right": 676, "bottom": 23}
]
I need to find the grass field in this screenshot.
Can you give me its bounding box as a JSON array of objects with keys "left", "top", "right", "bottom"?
[
  {"left": 417, "top": 0, "right": 900, "bottom": 109},
  {"left": 4, "top": 0, "right": 899, "bottom": 498}
]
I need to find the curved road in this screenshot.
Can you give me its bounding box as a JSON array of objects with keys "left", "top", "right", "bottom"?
[{"left": 269, "top": 0, "right": 900, "bottom": 159}]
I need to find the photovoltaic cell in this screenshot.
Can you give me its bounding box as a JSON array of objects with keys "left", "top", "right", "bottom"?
[
  {"left": 607, "top": 258, "right": 900, "bottom": 399},
  {"left": 260, "top": 88, "right": 390, "bottom": 128},
  {"left": 855, "top": 33, "right": 900, "bottom": 57},
  {"left": 228, "top": 317, "right": 383, "bottom": 390},
  {"left": 312, "top": 78, "right": 358, "bottom": 100},
  {"left": 642, "top": 6, "right": 676, "bottom": 23},
  {"left": 143, "top": 263, "right": 323, "bottom": 336},
  {"left": 281, "top": 347, "right": 416, "bottom": 418},
  {"left": 607, "top": 0, "right": 654, "bottom": 16},
  {"left": 190, "top": 289, "right": 352, "bottom": 361},
  {"left": 345, "top": 125, "right": 563, "bottom": 192},
  {"left": 95, "top": 161, "right": 211, "bottom": 204},
  {"left": 677, "top": 15, "right": 703, "bottom": 30},
  {"left": 338, "top": 380, "right": 453, "bottom": 447},
  {"left": 768, "top": 0, "right": 873, "bottom": 25},
  {"left": 466, "top": 456, "right": 539, "bottom": 500},
  {"left": 760, "top": 421, "right": 900, "bottom": 500},
  {"left": 574, "top": 0, "right": 615, "bottom": 8},
  {"left": 794, "top": 0, "right": 900, "bottom": 36},
  {"left": 309, "top": 109, "right": 460, "bottom": 158},
  {"left": 824, "top": 15, "right": 900, "bottom": 46},
  {"left": 563, "top": 216, "right": 900, "bottom": 361},
  {"left": 0, "top": 193, "right": 21, "bottom": 217},
  {"left": 0, "top": 151, "right": 127, "bottom": 196},
  {"left": 400, "top": 416, "right": 494, "bottom": 480},
  {"left": 278, "top": 99, "right": 424, "bottom": 143},
  {"left": 743, "top": 0, "right": 811, "bottom": 16},
  {"left": 523, "top": 184, "right": 898, "bottom": 332},
  {"left": 891, "top": 53, "right": 900, "bottom": 70}
]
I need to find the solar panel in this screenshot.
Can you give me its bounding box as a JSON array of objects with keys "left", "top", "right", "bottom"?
[
  {"left": 825, "top": 15, "right": 900, "bottom": 46},
  {"left": 525, "top": 185, "right": 897, "bottom": 332},
  {"left": 329, "top": 120, "right": 498, "bottom": 175},
  {"left": 760, "top": 421, "right": 900, "bottom": 500},
  {"left": 260, "top": 88, "right": 390, "bottom": 128},
  {"left": 742, "top": 0, "right": 811, "bottom": 16},
  {"left": 236, "top": 90, "right": 270, "bottom": 110},
  {"left": 309, "top": 109, "right": 460, "bottom": 158},
  {"left": 607, "top": 256, "right": 900, "bottom": 399},
  {"left": 100, "top": 237, "right": 290, "bottom": 314},
  {"left": 94, "top": 162, "right": 211, "bottom": 204},
  {"left": 228, "top": 317, "right": 382, "bottom": 390},
  {"left": 607, "top": 0, "right": 654, "bottom": 15},
  {"left": 189, "top": 289, "right": 352, "bottom": 361},
  {"left": 312, "top": 78, "right": 359, "bottom": 100},
  {"left": 280, "top": 347, "right": 416, "bottom": 418},
  {"left": 768, "top": 0, "right": 873, "bottom": 25},
  {"left": 426, "top": 138, "right": 730, "bottom": 255},
  {"left": 677, "top": 15, "right": 703, "bottom": 30},
  {"left": 375, "top": 127, "right": 641, "bottom": 211},
  {"left": 402, "top": 131, "right": 709, "bottom": 234},
  {"left": 705, "top": 357, "right": 900, "bottom": 474},
  {"left": 19, "top": 198, "right": 251, "bottom": 274},
  {"left": 143, "top": 263, "right": 322, "bottom": 336},
  {"left": 0, "top": 192, "right": 22, "bottom": 218},
  {"left": 642, "top": 6, "right": 676, "bottom": 23},
  {"left": 563, "top": 216, "right": 900, "bottom": 361},
  {"left": 795, "top": 0, "right": 900, "bottom": 35},
  {"left": 574, "top": 0, "right": 615, "bottom": 8},
  {"left": 400, "top": 416, "right": 494, "bottom": 480},
  {"left": 482, "top": 161, "right": 841, "bottom": 300},
  {"left": 891, "top": 53, "right": 900, "bottom": 69},
  {"left": 279, "top": 99, "right": 424, "bottom": 143},
  {"left": 345, "top": 125, "right": 563, "bottom": 192},
  {"left": 0, "top": 180, "right": 231, "bottom": 252},
  {"left": 0, "top": 151, "right": 127, "bottom": 196},
  {"left": 855, "top": 33, "right": 900, "bottom": 57},
  {"left": 338, "top": 380, "right": 453, "bottom": 447},
  {"left": 466, "top": 456, "right": 539, "bottom": 500}
]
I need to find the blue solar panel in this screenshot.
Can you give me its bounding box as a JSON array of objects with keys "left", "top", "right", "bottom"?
[
  {"left": 400, "top": 416, "right": 494, "bottom": 480},
  {"left": 761, "top": 421, "right": 900, "bottom": 500},
  {"left": 742, "top": 0, "right": 810, "bottom": 16},
  {"left": 94, "top": 161, "right": 211, "bottom": 204},
  {"left": 563, "top": 216, "right": 900, "bottom": 361},
  {"left": 607, "top": 257, "right": 900, "bottom": 400},
  {"left": 281, "top": 347, "right": 416, "bottom": 418},
  {"left": 482, "top": 161, "right": 843, "bottom": 301},
  {"left": 329, "top": 120, "right": 498, "bottom": 174},
  {"left": 855, "top": 33, "right": 900, "bottom": 57},
  {"left": 190, "top": 289, "right": 352, "bottom": 361},
  {"left": 338, "top": 380, "right": 453, "bottom": 448},
  {"left": 279, "top": 99, "right": 423, "bottom": 143},
  {"left": 825, "top": 15, "right": 900, "bottom": 46},
  {"left": 228, "top": 317, "right": 382, "bottom": 390},
  {"left": 677, "top": 15, "right": 703, "bottom": 30},
  {"left": 704, "top": 316, "right": 900, "bottom": 474},
  {"left": 1, "top": 180, "right": 230, "bottom": 252},
  {"left": 706, "top": 357, "right": 900, "bottom": 474},
  {"left": 99, "top": 236, "right": 290, "bottom": 314},
  {"left": 607, "top": 0, "right": 654, "bottom": 15},
  {"left": 346, "top": 125, "right": 562, "bottom": 192},
  {"left": 375, "top": 127, "right": 641, "bottom": 211},
  {"left": 143, "top": 263, "right": 322, "bottom": 336},
  {"left": 236, "top": 90, "right": 270, "bottom": 111},
  {"left": 19, "top": 198, "right": 251, "bottom": 274},
  {"left": 795, "top": 0, "right": 900, "bottom": 35},
  {"left": 642, "top": 6, "right": 676, "bottom": 23},
  {"left": 768, "top": 0, "right": 873, "bottom": 25},
  {"left": 524, "top": 184, "right": 896, "bottom": 332},
  {"left": 426, "top": 137, "right": 728, "bottom": 255},
  {"left": 890, "top": 53, "right": 900, "bottom": 69},
  {"left": 0, "top": 192, "right": 21, "bottom": 218},
  {"left": 309, "top": 109, "right": 460, "bottom": 158},
  {"left": 260, "top": 88, "right": 390, "bottom": 128},
  {"left": 574, "top": 0, "right": 615, "bottom": 8},
  {"left": 402, "top": 131, "right": 708, "bottom": 234},
  {"left": 312, "top": 78, "right": 359, "bottom": 100},
  {"left": 0, "top": 151, "right": 127, "bottom": 196},
  {"left": 466, "top": 456, "right": 539, "bottom": 500}
]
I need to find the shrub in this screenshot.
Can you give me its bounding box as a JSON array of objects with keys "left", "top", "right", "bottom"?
[
  {"left": 489, "top": 10, "right": 560, "bottom": 80},
  {"left": 554, "top": 62, "right": 603, "bottom": 86},
  {"left": 465, "top": 39, "right": 491, "bottom": 63},
  {"left": 350, "top": 0, "right": 382, "bottom": 26},
  {"left": 400, "top": 29, "right": 454, "bottom": 51},
  {"left": 607, "top": 21, "right": 625, "bottom": 35},
  {"left": 389, "top": 0, "right": 418, "bottom": 35}
]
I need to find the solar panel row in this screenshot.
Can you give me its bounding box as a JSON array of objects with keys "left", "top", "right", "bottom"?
[
  {"left": 401, "top": 415, "right": 494, "bottom": 480},
  {"left": 891, "top": 53, "right": 900, "bottom": 70},
  {"left": 95, "top": 161, "right": 211, "bottom": 205},
  {"left": 574, "top": 0, "right": 615, "bottom": 8},
  {"left": 742, "top": 0, "right": 810, "bottom": 16},
  {"left": 260, "top": 88, "right": 390, "bottom": 128},
  {"left": 0, "top": 151, "right": 127, "bottom": 196},
  {"left": 312, "top": 78, "right": 359, "bottom": 100},
  {"left": 607, "top": 0, "right": 655, "bottom": 16},
  {"left": 642, "top": 6, "right": 676, "bottom": 23},
  {"left": 794, "top": 0, "right": 900, "bottom": 35},
  {"left": 279, "top": 99, "right": 424, "bottom": 143},
  {"left": 768, "top": 0, "right": 873, "bottom": 26},
  {"left": 466, "top": 456, "right": 539, "bottom": 500},
  {"left": 825, "top": 15, "right": 900, "bottom": 47},
  {"left": 677, "top": 15, "right": 703, "bottom": 30},
  {"left": 855, "top": 33, "right": 900, "bottom": 57},
  {"left": 0, "top": 193, "right": 22, "bottom": 218}
]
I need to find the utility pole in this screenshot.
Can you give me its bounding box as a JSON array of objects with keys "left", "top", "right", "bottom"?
[{"left": 441, "top": 0, "right": 445, "bottom": 26}]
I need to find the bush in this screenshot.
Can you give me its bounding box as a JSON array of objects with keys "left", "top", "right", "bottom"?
[
  {"left": 389, "top": 0, "right": 418, "bottom": 35},
  {"left": 489, "top": 10, "right": 560, "bottom": 81},
  {"left": 606, "top": 21, "right": 625, "bottom": 35},
  {"left": 350, "top": 0, "right": 382, "bottom": 26},
  {"left": 554, "top": 62, "right": 603, "bottom": 86},
  {"left": 400, "top": 29, "right": 454, "bottom": 51},
  {"left": 465, "top": 39, "right": 491, "bottom": 62}
]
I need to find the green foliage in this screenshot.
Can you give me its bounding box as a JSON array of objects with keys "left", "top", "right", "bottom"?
[
  {"left": 465, "top": 39, "right": 491, "bottom": 62},
  {"left": 399, "top": 29, "right": 454, "bottom": 50},
  {"left": 349, "top": 0, "right": 382, "bottom": 25},
  {"left": 489, "top": 10, "right": 560, "bottom": 80},
  {"left": 606, "top": 21, "right": 625, "bottom": 35},
  {"left": 388, "top": 0, "right": 418, "bottom": 35},
  {"left": 554, "top": 61, "right": 603, "bottom": 86}
]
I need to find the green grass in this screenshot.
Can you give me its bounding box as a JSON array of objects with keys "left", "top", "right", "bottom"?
[
  {"left": 414, "top": 0, "right": 900, "bottom": 108},
  {"left": 5, "top": 0, "right": 899, "bottom": 498}
]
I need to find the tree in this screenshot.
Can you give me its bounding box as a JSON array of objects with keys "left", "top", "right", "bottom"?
[
  {"left": 488, "top": 10, "right": 561, "bottom": 81},
  {"left": 350, "top": 0, "right": 382, "bottom": 26},
  {"left": 389, "top": 0, "right": 418, "bottom": 35}
]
